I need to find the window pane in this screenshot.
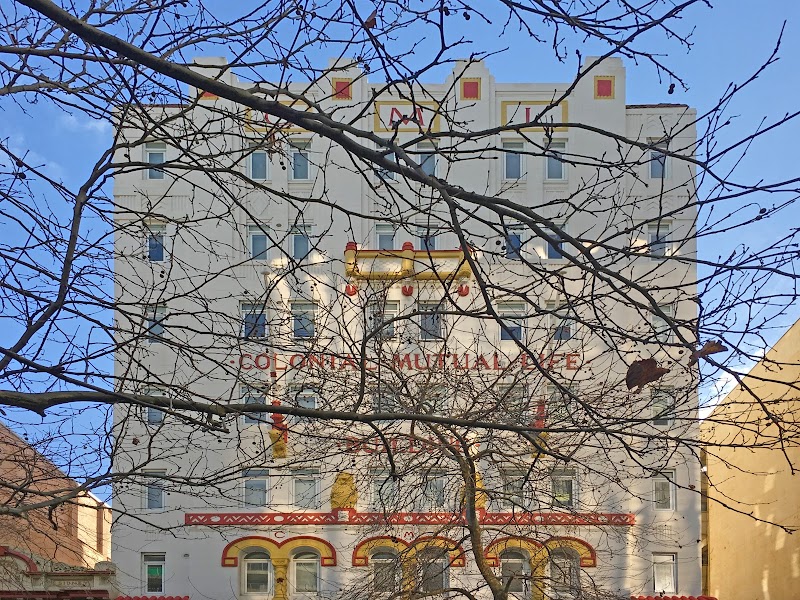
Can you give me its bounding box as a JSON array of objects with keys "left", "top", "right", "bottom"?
[
  {"left": 546, "top": 227, "right": 565, "bottom": 259},
  {"left": 648, "top": 224, "right": 670, "bottom": 258},
  {"left": 418, "top": 228, "right": 437, "bottom": 251},
  {"left": 552, "top": 475, "right": 574, "bottom": 507},
  {"left": 418, "top": 144, "right": 436, "bottom": 177},
  {"left": 293, "top": 303, "right": 316, "bottom": 338},
  {"left": 244, "top": 476, "right": 268, "bottom": 506},
  {"left": 294, "top": 476, "right": 319, "bottom": 508},
  {"left": 506, "top": 232, "right": 523, "bottom": 259},
  {"left": 148, "top": 227, "right": 165, "bottom": 261},
  {"left": 146, "top": 306, "right": 165, "bottom": 341},
  {"left": 653, "top": 556, "right": 676, "bottom": 593},
  {"left": 501, "top": 552, "right": 526, "bottom": 593},
  {"left": 251, "top": 151, "right": 268, "bottom": 180},
  {"left": 249, "top": 226, "right": 268, "bottom": 259},
  {"left": 546, "top": 143, "right": 565, "bottom": 180},
  {"left": 146, "top": 564, "right": 163, "bottom": 592},
  {"left": 652, "top": 389, "right": 674, "bottom": 425},
  {"left": 246, "top": 562, "right": 271, "bottom": 592},
  {"left": 419, "top": 305, "right": 442, "bottom": 340},
  {"left": 146, "top": 483, "right": 163, "bottom": 509},
  {"left": 243, "top": 390, "right": 263, "bottom": 424},
  {"left": 242, "top": 305, "right": 266, "bottom": 338},
  {"left": 373, "top": 559, "right": 398, "bottom": 593},
  {"left": 295, "top": 560, "right": 318, "bottom": 592},
  {"left": 292, "top": 149, "right": 309, "bottom": 180},
  {"left": 146, "top": 143, "right": 166, "bottom": 180},
  {"left": 504, "top": 144, "right": 522, "bottom": 179},
  {"left": 372, "top": 474, "right": 397, "bottom": 508},
  {"left": 376, "top": 224, "right": 395, "bottom": 250},
  {"left": 650, "top": 147, "right": 667, "bottom": 179},
  {"left": 292, "top": 230, "right": 310, "bottom": 259},
  {"left": 146, "top": 407, "right": 163, "bottom": 424},
  {"left": 654, "top": 476, "right": 672, "bottom": 509}
]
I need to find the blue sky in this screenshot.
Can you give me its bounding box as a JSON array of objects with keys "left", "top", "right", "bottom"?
[{"left": 1, "top": 1, "right": 798, "bottom": 480}]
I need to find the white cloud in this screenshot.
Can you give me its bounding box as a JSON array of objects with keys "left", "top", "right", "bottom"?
[{"left": 58, "top": 113, "right": 111, "bottom": 135}]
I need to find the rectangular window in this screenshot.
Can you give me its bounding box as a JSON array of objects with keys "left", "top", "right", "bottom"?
[
  {"left": 242, "top": 386, "right": 265, "bottom": 425},
  {"left": 552, "top": 470, "right": 576, "bottom": 508},
  {"left": 420, "top": 385, "right": 447, "bottom": 414},
  {"left": 504, "top": 224, "right": 524, "bottom": 259},
  {"left": 369, "top": 300, "right": 399, "bottom": 339},
  {"left": 143, "top": 471, "right": 165, "bottom": 509},
  {"left": 291, "top": 225, "right": 311, "bottom": 260},
  {"left": 546, "top": 224, "right": 566, "bottom": 259},
  {"left": 373, "top": 389, "right": 400, "bottom": 414},
  {"left": 653, "top": 554, "right": 677, "bottom": 594},
  {"left": 648, "top": 223, "right": 671, "bottom": 259},
  {"left": 545, "top": 141, "right": 566, "bottom": 180},
  {"left": 500, "top": 470, "right": 527, "bottom": 509},
  {"left": 547, "top": 384, "right": 578, "bottom": 424},
  {"left": 145, "top": 142, "right": 166, "bottom": 180},
  {"left": 503, "top": 141, "right": 524, "bottom": 180},
  {"left": 241, "top": 303, "right": 267, "bottom": 339},
  {"left": 145, "top": 305, "right": 167, "bottom": 344},
  {"left": 649, "top": 141, "right": 669, "bottom": 179},
  {"left": 419, "top": 549, "right": 448, "bottom": 592},
  {"left": 242, "top": 468, "right": 269, "bottom": 506},
  {"left": 547, "top": 301, "right": 573, "bottom": 341},
  {"left": 287, "top": 387, "right": 317, "bottom": 423},
  {"left": 249, "top": 148, "right": 269, "bottom": 181},
  {"left": 293, "top": 554, "right": 319, "bottom": 592},
  {"left": 653, "top": 471, "right": 675, "bottom": 510},
  {"left": 418, "top": 302, "right": 443, "bottom": 340},
  {"left": 376, "top": 224, "right": 396, "bottom": 250},
  {"left": 147, "top": 224, "right": 166, "bottom": 262},
  {"left": 417, "top": 142, "right": 437, "bottom": 177},
  {"left": 143, "top": 389, "right": 166, "bottom": 425},
  {"left": 499, "top": 303, "right": 525, "bottom": 341},
  {"left": 293, "top": 469, "right": 321, "bottom": 509},
  {"left": 290, "top": 141, "right": 310, "bottom": 180},
  {"left": 497, "top": 384, "right": 529, "bottom": 423},
  {"left": 248, "top": 225, "right": 269, "bottom": 260},
  {"left": 421, "top": 474, "right": 447, "bottom": 510},
  {"left": 652, "top": 304, "right": 675, "bottom": 344},
  {"left": 417, "top": 225, "right": 437, "bottom": 251},
  {"left": 292, "top": 302, "right": 316, "bottom": 339},
  {"left": 651, "top": 388, "right": 675, "bottom": 426},
  {"left": 377, "top": 152, "right": 397, "bottom": 181},
  {"left": 372, "top": 472, "right": 398, "bottom": 509},
  {"left": 142, "top": 553, "right": 165, "bottom": 593}
]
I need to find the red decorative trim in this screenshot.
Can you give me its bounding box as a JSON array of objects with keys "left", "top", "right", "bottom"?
[
  {"left": 220, "top": 535, "right": 337, "bottom": 567},
  {"left": 401, "top": 285, "right": 414, "bottom": 296},
  {"left": 117, "top": 597, "right": 189, "bottom": 600},
  {"left": 186, "top": 510, "right": 634, "bottom": 527},
  {"left": 0, "top": 592, "right": 109, "bottom": 600},
  {"left": 0, "top": 546, "right": 37, "bottom": 572},
  {"left": 631, "top": 597, "right": 718, "bottom": 600},
  {"left": 457, "top": 283, "right": 469, "bottom": 296},
  {"left": 345, "top": 284, "right": 358, "bottom": 296}
]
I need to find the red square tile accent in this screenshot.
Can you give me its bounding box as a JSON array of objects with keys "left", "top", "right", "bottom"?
[
  {"left": 333, "top": 79, "right": 353, "bottom": 100},
  {"left": 462, "top": 80, "right": 480, "bottom": 100},
  {"left": 595, "top": 77, "right": 614, "bottom": 99}
]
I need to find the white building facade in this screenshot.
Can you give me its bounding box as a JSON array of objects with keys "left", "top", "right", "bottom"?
[{"left": 112, "top": 57, "right": 702, "bottom": 600}]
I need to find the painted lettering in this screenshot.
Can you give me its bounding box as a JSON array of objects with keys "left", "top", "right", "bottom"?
[{"left": 254, "top": 353, "right": 270, "bottom": 370}]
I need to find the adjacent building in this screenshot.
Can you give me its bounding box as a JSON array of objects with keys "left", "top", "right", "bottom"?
[
  {"left": 702, "top": 319, "right": 800, "bottom": 599},
  {"left": 0, "top": 421, "right": 114, "bottom": 599},
  {"left": 111, "top": 57, "right": 704, "bottom": 599}
]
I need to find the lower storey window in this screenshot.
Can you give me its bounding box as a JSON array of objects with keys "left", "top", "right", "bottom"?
[
  {"left": 292, "top": 552, "right": 320, "bottom": 593},
  {"left": 243, "top": 551, "right": 272, "bottom": 593},
  {"left": 653, "top": 553, "right": 677, "bottom": 594},
  {"left": 142, "top": 553, "right": 165, "bottom": 593}
]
